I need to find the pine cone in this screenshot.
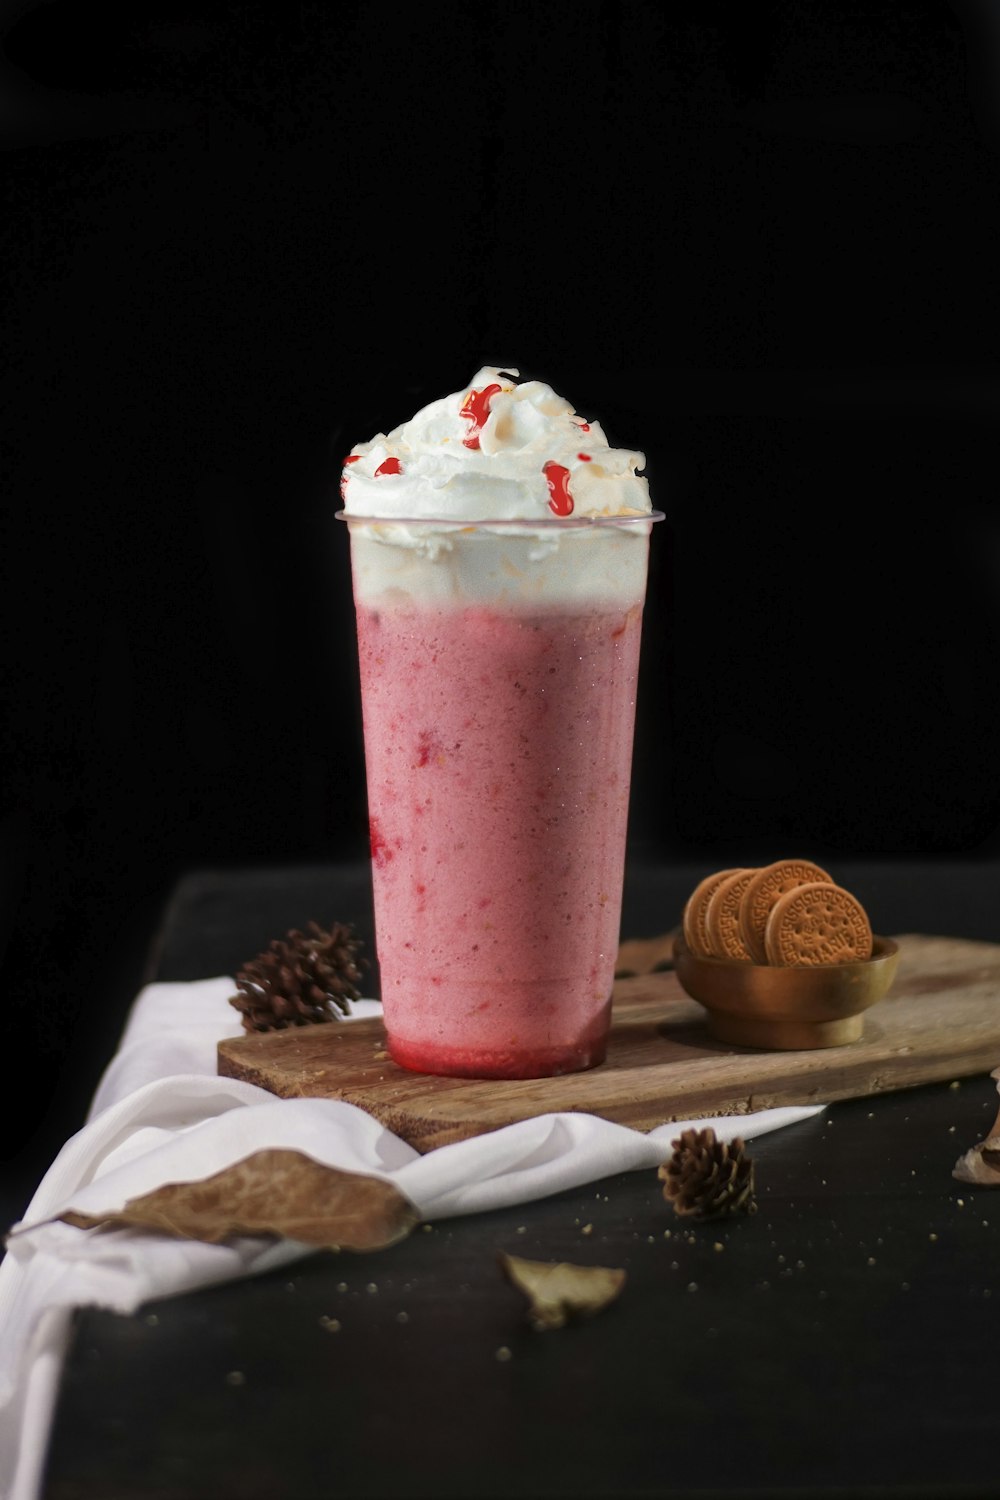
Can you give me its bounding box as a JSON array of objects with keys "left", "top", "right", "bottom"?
[
  {"left": 658, "top": 1127, "right": 757, "bottom": 1221},
  {"left": 230, "top": 920, "right": 367, "bottom": 1033}
]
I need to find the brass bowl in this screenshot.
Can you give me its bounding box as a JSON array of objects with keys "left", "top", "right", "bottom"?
[{"left": 673, "top": 935, "right": 900, "bottom": 1050}]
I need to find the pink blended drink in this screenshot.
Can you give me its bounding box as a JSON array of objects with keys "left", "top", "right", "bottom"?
[{"left": 339, "top": 368, "right": 661, "bottom": 1078}]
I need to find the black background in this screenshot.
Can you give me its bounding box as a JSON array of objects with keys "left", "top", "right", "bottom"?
[{"left": 2, "top": 1, "right": 1000, "bottom": 1202}]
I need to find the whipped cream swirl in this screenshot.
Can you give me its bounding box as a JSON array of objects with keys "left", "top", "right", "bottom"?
[{"left": 340, "top": 368, "right": 651, "bottom": 521}]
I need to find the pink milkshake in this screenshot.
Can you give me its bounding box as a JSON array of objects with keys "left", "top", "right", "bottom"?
[{"left": 339, "top": 369, "right": 661, "bottom": 1078}]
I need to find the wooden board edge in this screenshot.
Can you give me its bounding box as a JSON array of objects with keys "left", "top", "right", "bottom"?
[{"left": 375, "top": 1047, "right": 1000, "bottom": 1153}]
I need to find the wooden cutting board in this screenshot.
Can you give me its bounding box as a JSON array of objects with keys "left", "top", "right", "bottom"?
[{"left": 217, "top": 934, "right": 1000, "bottom": 1152}]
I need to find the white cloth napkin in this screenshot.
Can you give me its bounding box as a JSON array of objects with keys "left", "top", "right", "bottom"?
[{"left": 0, "top": 978, "right": 824, "bottom": 1500}]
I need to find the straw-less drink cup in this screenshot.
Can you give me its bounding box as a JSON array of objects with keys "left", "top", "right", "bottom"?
[{"left": 338, "top": 370, "right": 662, "bottom": 1079}]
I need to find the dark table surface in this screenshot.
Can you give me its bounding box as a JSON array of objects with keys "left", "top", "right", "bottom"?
[{"left": 39, "top": 859, "right": 1000, "bottom": 1499}]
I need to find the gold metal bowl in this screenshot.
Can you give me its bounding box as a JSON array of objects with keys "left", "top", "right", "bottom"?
[{"left": 673, "top": 935, "right": 900, "bottom": 1050}]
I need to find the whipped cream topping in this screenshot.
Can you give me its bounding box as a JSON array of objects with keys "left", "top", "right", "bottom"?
[{"left": 340, "top": 368, "right": 651, "bottom": 521}]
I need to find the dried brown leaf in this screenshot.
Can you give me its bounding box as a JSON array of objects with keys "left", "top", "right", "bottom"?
[
  {"left": 990, "top": 1067, "right": 1000, "bottom": 1139},
  {"left": 615, "top": 928, "right": 680, "bottom": 978},
  {"left": 500, "top": 1252, "right": 626, "bottom": 1330},
  {"left": 60, "top": 1149, "right": 419, "bottom": 1251},
  {"left": 952, "top": 1141, "right": 1000, "bottom": 1187},
  {"left": 952, "top": 1067, "right": 1000, "bottom": 1188}
]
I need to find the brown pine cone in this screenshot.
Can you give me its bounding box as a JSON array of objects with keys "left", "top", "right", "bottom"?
[
  {"left": 658, "top": 1126, "right": 757, "bottom": 1221},
  {"left": 230, "top": 920, "right": 367, "bottom": 1033}
]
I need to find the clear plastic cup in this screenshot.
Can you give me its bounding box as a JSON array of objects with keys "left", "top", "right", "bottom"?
[{"left": 339, "top": 510, "right": 663, "bottom": 1078}]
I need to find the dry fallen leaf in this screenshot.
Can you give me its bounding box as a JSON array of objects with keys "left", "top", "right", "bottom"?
[
  {"left": 952, "top": 1142, "right": 1000, "bottom": 1187},
  {"left": 615, "top": 928, "right": 680, "bottom": 978},
  {"left": 500, "top": 1252, "right": 626, "bottom": 1330},
  {"left": 59, "top": 1149, "right": 419, "bottom": 1251},
  {"left": 952, "top": 1067, "right": 1000, "bottom": 1189}
]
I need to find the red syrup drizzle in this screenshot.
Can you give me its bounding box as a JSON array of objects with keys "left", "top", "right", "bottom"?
[
  {"left": 544, "top": 461, "right": 574, "bottom": 516},
  {"left": 340, "top": 453, "right": 360, "bottom": 501},
  {"left": 577, "top": 453, "right": 592, "bottom": 461},
  {"left": 459, "top": 383, "right": 502, "bottom": 448},
  {"left": 374, "top": 457, "right": 403, "bottom": 476}
]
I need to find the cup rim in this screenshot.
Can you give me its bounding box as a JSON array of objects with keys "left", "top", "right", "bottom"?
[{"left": 335, "top": 509, "right": 665, "bottom": 529}]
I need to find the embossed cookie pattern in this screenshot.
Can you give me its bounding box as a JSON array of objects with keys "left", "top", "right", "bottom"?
[
  {"left": 705, "top": 869, "right": 757, "bottom": 960},
  {"left": 764, "top": 881, "right": 874, "bottom": 967},
  {"left": 738, "top": 859, "right": 834, "bottom": 964},
  {"left": 682, "top": 869, "right": 740, "bottom": 958}
]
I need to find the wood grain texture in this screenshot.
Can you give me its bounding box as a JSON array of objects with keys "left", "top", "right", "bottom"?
[{"left": 217, "top": 934, "right": 1000, "bottom": 1152}]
